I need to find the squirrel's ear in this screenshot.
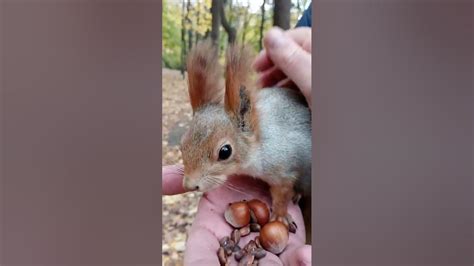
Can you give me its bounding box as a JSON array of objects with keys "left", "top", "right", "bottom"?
[
  {"left": 186, "top": 40, "right": 223, "bottom": 113},
  {"left": 224, "top": 44, "right": 259, "bottom": 137}
]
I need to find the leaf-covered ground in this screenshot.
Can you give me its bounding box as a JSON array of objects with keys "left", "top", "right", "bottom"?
[{"left": 162, "top": 68, "right": 202, "bottom": 266}]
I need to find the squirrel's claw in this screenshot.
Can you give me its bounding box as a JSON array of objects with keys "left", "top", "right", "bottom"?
[
  {"left": 292, "top": 193, "right": 302, "bottom": 205},
  {"left": 270, "top": 213, "right": 297, "bottom": 234}
]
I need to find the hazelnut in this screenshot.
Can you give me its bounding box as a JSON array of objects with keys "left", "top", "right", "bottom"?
[
  {"left": 259, "top": 221, "right": 289, "bottom": 254},
  {"left": 247, "top": 199, "right": 270, "bottom": 226},
  {"left": 249, "top": 210, "right": 258, "bottom": 224},
  {"left": 224, "top": 201, "right": 251, "bottom": 228}
]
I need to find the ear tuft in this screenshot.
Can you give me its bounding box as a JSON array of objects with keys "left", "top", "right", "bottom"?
[
  {"left": 224, "top": 44, "right": 259, "bottom": 138},
  {"left": 186, "top": 40, "right": 223, "bottom": 112}
]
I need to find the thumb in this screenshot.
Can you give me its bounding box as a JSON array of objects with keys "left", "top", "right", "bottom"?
[
  {"left": 162, "top": 165, "right": 187, "bottom": 195},
  {"left": 263, "top": 27, "right": 312, "bottom": 106}
]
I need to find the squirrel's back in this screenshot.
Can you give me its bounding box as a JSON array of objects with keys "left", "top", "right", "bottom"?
[{"left": 244, "top": 87, "right": 311, "bottom": 195}]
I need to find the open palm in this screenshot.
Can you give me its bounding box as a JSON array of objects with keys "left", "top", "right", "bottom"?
[{"left": 163, "top": 165, "right": 311, "bottom": 265}]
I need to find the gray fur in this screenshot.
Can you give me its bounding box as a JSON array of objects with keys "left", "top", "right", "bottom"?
[{"left": 240, "top": 87, "right": 312, "bottom": 197}]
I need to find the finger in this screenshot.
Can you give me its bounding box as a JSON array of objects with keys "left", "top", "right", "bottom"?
[
  {"left": 184, "top": 192, "right": 235, "bottom": 265},
  {"left": 252, "top": 27, "right": 311, "bottom": 73},
  {"left": 275, "top": 78, "right": 299, "bottom": 91},
  {"left": 162, "top": 165, "right": 187, "bottom": 195},
  {"left": 282, "top": 245, "right": 312, "bottom": 266},
  {"left": 275, "top": 201, "right": 306, "bottom": 265},
  {"left": 252, "top": 49, "right": 274, "bottom": 72},
  {"left": 263, "top": 27, "right": 312, "bottom": 106},
  {"left": 183, "top": 226, "right": 221, "bottom": 265},
  {"left": 257, "top": 66, "right": 287, "bottom": 88},
  {"left": 284, "top": 27, "right": 312, "bottom": 53}
]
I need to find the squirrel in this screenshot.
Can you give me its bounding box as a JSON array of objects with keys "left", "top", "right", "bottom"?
[{"left": 179, "top": 40, "right": 312, "bottom": 241}]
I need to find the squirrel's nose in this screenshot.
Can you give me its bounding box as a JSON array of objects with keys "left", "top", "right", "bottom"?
[{"left": 183, "top": 177, "right": 199, "bottom": 191}]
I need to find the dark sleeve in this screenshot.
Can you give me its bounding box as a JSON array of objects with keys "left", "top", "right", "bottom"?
[{"left": 295, "top": 2, "right": 312, "bottom": 28}]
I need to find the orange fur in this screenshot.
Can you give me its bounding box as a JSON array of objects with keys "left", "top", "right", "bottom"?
[
  {"left": 224, "top": 44, "right": 260, "bottom": 140},
  {"left": 186, "top": 40, "right": 223, "bottom": 112}
]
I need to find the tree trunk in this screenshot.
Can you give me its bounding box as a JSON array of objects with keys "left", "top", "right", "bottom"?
[
  {"left": 259, "top": 0, "right": 266, "bottom": 50},
  {"left": 220, "top": 0, "right": 236, "bottom": 44},
  {"left": 195, "top": 0, "right": 201, "bottom": 45},
  {"left": 241, "top": 2, "right": 250, "bottom": 44},
  {"left": 210, "top": 0, "right": 220, "bottom": 45},
  {"left": 180, "top": 0, "right": 186, "bottom": 77},
  {"left": 186, "top": 0, "right": 193, "bottom": 50},
  {"left": 273, "top": 0, "right": 291, "bottom": 30}
]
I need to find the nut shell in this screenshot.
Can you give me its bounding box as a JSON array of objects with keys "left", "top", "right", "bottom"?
[
  {"left": 219, "top": 236, "right": 230, "bottom": 247},
  {"left": 224, "top": 202, "right": 251, "bottom": 228},
  {"left": 234, "top": 249, "right": 246, "bottom": 261},
  {"left": 253, "top": 248, "right": 266, "bottom": 260},
  {"left": 259, "top": 221, "right": 289, "bottom": 255},
  {"left": 217, "top": 246, "right": 227, "bottom": 265},
  {"left": 231, "top": 229, "right": 241, "bottom": 244},
  {"left": 238, "top": 254, "right": 255, "bottom": 266},
  {"left": 239, "top": 225, "right": 251, "bottom": 237}
]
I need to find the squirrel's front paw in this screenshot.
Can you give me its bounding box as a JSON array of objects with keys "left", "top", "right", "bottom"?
[{"left": 270, "top": 213, "right": 297, "bottom": 233}]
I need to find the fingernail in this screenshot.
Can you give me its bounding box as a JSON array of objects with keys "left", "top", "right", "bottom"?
[{"left": 265, "top": 27, "right": 286, "bottom": 49}]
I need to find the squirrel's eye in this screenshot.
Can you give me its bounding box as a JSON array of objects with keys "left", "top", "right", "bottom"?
[{"left": 218, "top": 144, "right": 232, "bottom": 161}]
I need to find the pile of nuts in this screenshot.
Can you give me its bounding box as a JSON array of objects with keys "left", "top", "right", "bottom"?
[{"left": 217, "top": 199, "right": 296, "bottom": 265}]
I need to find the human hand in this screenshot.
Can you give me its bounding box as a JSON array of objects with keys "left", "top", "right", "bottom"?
[
  {"left": 163, "top": 165, "right": 311, "bottom": 266},
  {"left": 253, "top": 27, "right": 312, "bottom": 107}
]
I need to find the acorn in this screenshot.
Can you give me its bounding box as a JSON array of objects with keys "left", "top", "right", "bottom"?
[
  {"left": 259, "top": 221, "right": 289, "bottom": 255},
  {"left": 247, "top": 199, "right": 270, "bottom": 226},
  {"left": 224, "top": 201, "right": 251, "bottom": 228}
]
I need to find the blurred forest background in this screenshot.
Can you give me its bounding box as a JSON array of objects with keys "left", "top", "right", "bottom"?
[
  {"left": 162, "top": 1, "right": 310, "bottom": 265},
  {"left": 163, "top": 0, "right": 310, "bottom": 71}
]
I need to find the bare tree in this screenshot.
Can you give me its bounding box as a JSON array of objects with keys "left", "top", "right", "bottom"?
[
  {"left": 195, "top": 0, "right": 201, "bottom": 45},
  {"left": 186, "top": 0, "right": 193, "bottom": 50},
  {"left": 273, "top": 0, "right": 291, "bottom": 30},
  {"left": 210, "top": 0, "right": 220, "bottom": 45},
  {"left": 241, "top": 1, "right": 250, "bottom": 43},
  {"left": 180, "top": 0, "right": 187, "bottom": 77},
  {"left": 220, "top": 0, "right": 236, "bottom": 43},
  {"left": 259, "top": 0, "right": 266, "bottom": 50}
]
